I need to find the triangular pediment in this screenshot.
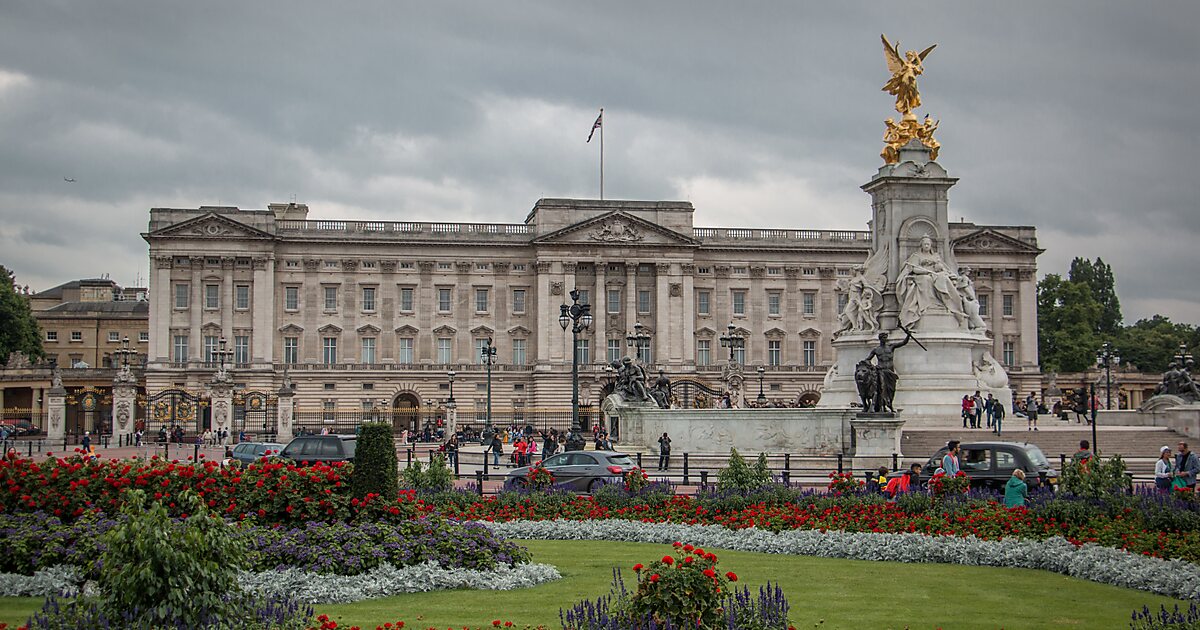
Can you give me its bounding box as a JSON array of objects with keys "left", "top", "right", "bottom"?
[
  {"left": 507, "top": 325, "right": 532, "bottom": 337},
  {"left": 394, "top": 325, "right": 419, "bottom": 335},
  {"left": 798, "top": 327, "right": 822, "bottom": 338},
  {"left": 763, "top": 327, "right": 788, "bottom": 338},
  {"left": 695, "top": 327, "right": 716, "bottom": 337},
  {"left": 356, "top": 324, "right": 381, "bottom": 335},
  {"left": 432, "top": 325, "right": 457, "bottom": 335},
  {"left": 470, "top": 325, "right": 495, "bottom": 337},
  {"left": 532, "top": 211, "right": 699, "bottom": 247},
  {"left": 317, "top": 324, "right": 343, "bottom": 334},
  {"left": 145, "top": 212, "right": 275, "bottom": 241},
  {"left": 279, "top": 324, "right": 304, "bottom": 334},
  {"left": 951, "top": 229, "right": 1043, "bottom": 255}
]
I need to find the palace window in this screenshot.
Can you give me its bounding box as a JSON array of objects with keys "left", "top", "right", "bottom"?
[
  {"left": 108, "top": 331, "right": 120, "bottom": 343},
  {"left": 575, "top": 338, "right": 591, "bottom": 364},
  {"left": 234, "top": 335, "right": 249, "bottom": 365},
  {"left": 637, "top": 290, "right": 650, "bottom": 314},
  {"left": 323, "top": 286, "right": 338, "bottom": 311},
  {"left": 204, "top": 284, "right": 219, "bottom": 309},
  {"left": 1003, "top": 342, "right": 1015, "bottom": 366},
  {"left": 1002, "top": 294, "right": 1014, "bottom": 317},
  {"left": 512, "top": 289, "right": 526, "bottom": 314},
  {"left": 803, "top": 292, "right": 816, "bottom": 315},
  {"left": 173, "top": 335, "right": 188, "bottom": 363},
  {"left": 361, "top": 337, "right": 376, "bottom": 364},
  {"left": 400, "top": 287, "right": 414, "bottom": 312},
  {"left": 283, "top": 337, "right": 298, "bottom": 365},
  {"left": 512, "top": 339, "right": 527, "bottom": 365},
  {"left": 437, "top": 337, "right": 452, "bottom": 364},
  {"left": 362, "top": 287, "right": 376, "bottom": 312},
  {"left": 696, "top": 340, "right": 711, "bottom": 366},
  {"left": 803, "top": 340, "right": 817, "bottom": 366},
  {"left": 979, "top": 294, "right": 990, "bottom": 317},
  {"left": 768, "top": 292, "right": 782, "bottom": 316},
  {"left": 607, "top": 289, "right": 621, "bottom": 314},
  {"left": 697, "top": 291, "right": 710, "bottom": 316},
  {"left": 438, "top": 288, "right": 452, "bottom": 312},
  {"left": 322, "top": 337, "right": 338, "bottom": 364},
  {"left": 174, "top": 283, "right": 189, "bottom": 308},
  {"left": 45, "top": 331, "right": 57, "bottom": 342},
  {"left": 235, "top": 285, "right": 250, "bottom": 310},
  {"left": 398, "top": 338, "right": 414, "bottom": 364},
  {"left": 768, "top": 340, "right": 782, "bottom": 366},
  {"left": 732, "top": 290, "right": 746, "bottom": 316},
  {"left": 606, "top": 339, "right": 621, "bottom": 363},
  {"left": 285, "top": 286, "right": 299, "bottom": 311},
  {"left": 475, "top": 288, "right": 489, "bottom": 313}
]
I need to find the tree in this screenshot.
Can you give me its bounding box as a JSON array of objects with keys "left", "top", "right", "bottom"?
[
  {"left": 1068, "top": 257, "right": 1122, "bottom": 336},
  {"left": 1037, "top": 273, "right": 1101, "bottom": 373},
  {"left": 1116, "top": 316, "right": 1198, "bottom": 373},
  {"left": 0, "top": 264, "right": 43, "bottom": 364}
]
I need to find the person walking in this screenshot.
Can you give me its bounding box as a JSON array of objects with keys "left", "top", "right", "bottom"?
[
  {"left": 1025, "top": 393, "right": 1039, "bottom": 431},
  {"left": 1004, "top": 469, "right": 1029, "bottom": 508},
  {"left": 489, "top": 432, "right": 504, "bottom": 469},
  {"left": 972, "top": 391, "right": 984, "bottom": 429},
  {"left": 941, "top": 441, "right": 961, "bottom": 476},
  {"left": 1175, "top": 441, "right": 1199, "bottom": 491},
  {"left": 1155, "top": 446, "right": 1175, "bottom": 494},
  {"left": 542, "top": 429, "right": 557, "bottom": 460},
  {"left": 984, "top": 393, "right": 996, "bottom": 429},
  {"left": 444, "top": 434, "right": 459, "bottom": 468},
  {"left": 513, "top": 435, "right": 527, "bottom": 468},
  {"left": 657, "top": 432, "right": 672, "bottom": 471},
  {"left": 81, "top": 431, "right": 92, "bottom": 454},
  {"left": 993, "top": 399, "right": 1006, "bottom": 435},
  {"left": 961, "top": 395, "right": 972, "bottom": 429}
]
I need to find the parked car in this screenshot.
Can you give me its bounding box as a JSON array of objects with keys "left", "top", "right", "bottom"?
[
  {"left": 902, "top": 441, "right": 1058, "bottom": 490},
  {"left": 0, "top": 419, "right": 40, "bottom": 437},
  {"left": 279, "top": 435, "right": 356, "bottom": 465},
  {"left": 505, "top": 450, "right": 637, "bottom": 493},
  {"left": 226, "top": 441, "right": 285, "bottom": 467}
]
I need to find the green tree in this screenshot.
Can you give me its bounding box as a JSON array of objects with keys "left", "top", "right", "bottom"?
[
  {"left": 1116, "top": 316, "right": 1198, "bottom": 373},
  {"left": 1068, "top": 257, "right": 1122, "bottom": 336},
  {"left": 350, "top": 421, "right": 399, "bottom": 499},
  {"left": 0, "top": 264, "right": 43, "bottom": 364},
  {"left": 1037, "top": 274, "right": 1101, "bottom": 372}
]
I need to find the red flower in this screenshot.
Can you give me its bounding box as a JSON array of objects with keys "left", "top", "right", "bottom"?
[
  {"left": 649, "top": 573, "right": 660, "bottom": 582},
  {"left": 662, "top": 555, "right": 674, "bottom": 565},
  {"left": 725, "top": 571, "right": 738, "bottom": 581},
  {"left": 632, "top": 563, "right": 644, "bottom": 572},
  {"left": 492, "top": 621, "right": 501, "bottom": 627},
  {"left": 684, "top": 556, "right": 694, "bottom": 564},
  {"left": 703, "top": 568, "right": 716, "bottom": 578}
]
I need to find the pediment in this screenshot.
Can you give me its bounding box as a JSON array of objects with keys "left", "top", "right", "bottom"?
[
  {"left": 356, "top": 324, "right": 381, "bottom": 335},
  {"left": 507, "top": 325, "right": 532, "bottom": 337},
  {"left": 532, "top": 211, "right": 699, "bottom": 247},
  {"left": 145, "top": 212, "right": 274, "bottom": 241},
  {"left": 279, "top": 324, "right": 304, "bottom": 334},
  {"left": 394, "top": 325, "right": 419, "bottom": 335},
  {"left": 470, "top": 325, "right": 495, "bottom": 337},
  {"left": 201, "top": 321, "right": 222, "bottom": 333},
  {"left": 763, "top": 327, "right": 788, "bottom": 338},
  {"left": 317, "top": 324, "right": 343, "bottom": 334},
  {"left": 432, "top": 325, "right": 457, "bottom": 335},
  {"left": 952, "top": 229, "right": 1043, "bottom": 255},
  {"left": 798, "top": 327, "right": 822, "bottom": 338},
  {"left": 695, "top": 327, "right": 716, "bottom": 337}
]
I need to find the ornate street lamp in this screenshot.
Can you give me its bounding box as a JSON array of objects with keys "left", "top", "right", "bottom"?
[
  {"left": 1096, "top": 342, "right": 1120, "bottom": 410},
  {"left": 114, "top": 336, "right": 139, "bottom": 371},
  {"left": 1173, "top": 343, "right": 1195, "bottom": 372},
  {"left": 756, "top": 365, "right": 767, "bottom": 405},
  {"left": 560, "top": 289, "right": 593, "bottom": 451},
  {"left": 213, "top": 337, "right": 235, "bottom": 377},
  {"left": 446, "top": 369, "right": 456, "bottom": 406},
  {"left": 481, "top": 338, "right": 497, "bottom": 431},
  {"left": 719, "top": 323, "right": 745, "bottom": 364},
  {"left": 625, "top": 322, "right": 651, "bottom": 363}
]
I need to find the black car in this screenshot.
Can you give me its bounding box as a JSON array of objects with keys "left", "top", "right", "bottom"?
[
  {"left": 279, "top": 435, "right": 357, "bottom": 465},
  {"left": 505, "top": 450, "right": 637, "bottom": 493},
  {"left": 1, "top": 419, "right": 40, "bottom": 437},
  {"left": 910, "top": 441, "right": 1058, "bottom": 490},
  {"left": 227, "top": 441, "right": 285, "bottom": 467}
]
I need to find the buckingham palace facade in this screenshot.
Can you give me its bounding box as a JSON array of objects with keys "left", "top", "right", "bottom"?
[{"left": 142, "top": 198, "right": 1041, "bottom": 428}]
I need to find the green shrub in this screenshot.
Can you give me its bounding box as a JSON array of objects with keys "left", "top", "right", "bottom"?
[
  {"left": 98, "top": 489, "right": 248, "bottom": 627},
  {"left": 1059, "top": 454, "right": 1131, "bottom": 498},
  {"left": 351, "top": 422, "right": 399, "bottom": 499},
  {"left": 716, "top": 448, "right": 772, "bottom": 492},
  {"left": 401, "top": 454, "right": 454, "bottom": 492}
]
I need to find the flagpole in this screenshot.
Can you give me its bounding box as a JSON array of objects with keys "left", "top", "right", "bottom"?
[{"left": 599, "top": 108, "right": 604, "bottom": 200}]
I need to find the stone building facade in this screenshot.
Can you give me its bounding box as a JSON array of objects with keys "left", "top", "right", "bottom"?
[{"left": 141, "top": 198, "right": 1041, "bottom": 431}]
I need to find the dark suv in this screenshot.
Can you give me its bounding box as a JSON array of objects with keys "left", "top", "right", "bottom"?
[
  {"left": 916, "top": 441, "right": 1058, "bottom": 490},
  {"left": 279, "top": 435, "right": 357, "bottom": 465},
  {"left": 227, "top": 441, "right": 285, "bottom": 467}
]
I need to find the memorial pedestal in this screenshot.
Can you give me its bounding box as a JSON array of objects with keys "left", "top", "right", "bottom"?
[{"left": 851, "top": 413, "right": 905, "bottom": 472}]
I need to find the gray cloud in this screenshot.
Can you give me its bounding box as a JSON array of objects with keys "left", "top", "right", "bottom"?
[{"left": 0, "top": 1, "right": 1197, "bottom": 324}]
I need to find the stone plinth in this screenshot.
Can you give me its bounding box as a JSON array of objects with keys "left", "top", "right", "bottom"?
[
  {"left": 209, "top": 380, "right": 233, "bottom": 439},
  {"left": 46, "top": 387, "right": 66, "bottom": 444},
  {"left": 276, "top": 386, "right": 294, "bottom": 443},
  {"left": 112, "top": 380, "right": 138, "bottom": 446},
  {"left": 613, "top": 404, "right": 857, "bottom": 455},
  {"left": 850, "top": 413, "right": 905, "bottom": 472}
]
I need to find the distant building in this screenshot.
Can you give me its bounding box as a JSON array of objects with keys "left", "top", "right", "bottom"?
[
  {"left": 0, "top": 278, "right": 147, "bottom": 434},
  {"left": 140, "top": 199, "right": 1041, "bottom": 435}
]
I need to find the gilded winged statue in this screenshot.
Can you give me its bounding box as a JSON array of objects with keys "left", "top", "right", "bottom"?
[{"left": 881, "top": 34, "right": 936, "bottom": 116}]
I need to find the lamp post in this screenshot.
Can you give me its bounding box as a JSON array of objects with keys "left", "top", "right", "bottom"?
[
  {"left": 1096, "top": 342, "right": 1120, "bottom": 410},
  {"left": 481, "top": 338, "right": 497, "bottom": 431},
  {"left": 719, "top": 323, "right": 745, "bottom": 364},
  {"left": 625, "top": 322, "right": 651, "bottom": 363},
  {"left": 756, "top": 365, "right": 767, "bottom": 405},
  {"left": 446, "top": 370, "right": 456, "bottom": 406},
  {"left": 1173, "top": 343, "right": 1195, "bottom": 373},
  {"left": 559, "top": 289, "right": 593, "bottom": 451},
  {"left": 213, "top": 337, "right": 235, "bottom": 377},
  {"left": 114, "top": 336, "right": 139, "bottom": 371}
]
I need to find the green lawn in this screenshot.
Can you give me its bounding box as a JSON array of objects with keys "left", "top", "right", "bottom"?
[{"left": 0, "top": 540, "right": 1184, "bottom": 629}]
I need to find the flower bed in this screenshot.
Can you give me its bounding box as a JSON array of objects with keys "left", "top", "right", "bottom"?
[
  {"left": 0, "top": 454, "right": 416, "bottom": 525},
  {"left": 485, "top": 519, "right": 1200, "bottom": 601},
  {"left": 0, "top": 512, "right": 529, "bottom": 577}
]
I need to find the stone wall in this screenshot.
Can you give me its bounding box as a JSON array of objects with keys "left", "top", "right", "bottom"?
[{"left": 615, "top": 406, "right": 857, "bottom": 455}]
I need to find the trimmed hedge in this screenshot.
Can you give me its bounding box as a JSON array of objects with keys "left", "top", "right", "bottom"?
[{"left": 349, "top": 422, "right": 398, "bottom": 500}]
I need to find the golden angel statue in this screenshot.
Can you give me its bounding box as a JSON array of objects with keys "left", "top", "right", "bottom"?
[{"left": 881, "top": 34, "right": 936, "bottom": 116}]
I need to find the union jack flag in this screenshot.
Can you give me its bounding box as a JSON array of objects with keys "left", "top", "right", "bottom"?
[{"left": 586, "top": 110, "right": 603, "bottom": 143}]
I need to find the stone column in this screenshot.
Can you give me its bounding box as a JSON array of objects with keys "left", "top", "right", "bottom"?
[
  {"left": 31, "top": 387, "right": 42, "bottom": 431},
  {"left": 445, "top": 401, "right": 458, "bottom": 440},
  {"left": 209, "top": 378, "right": 234, "bottom": 440},
  {"left": 655, "top": 262, "right": 670, "bottom": 366},
  {"left": 112, "top": 376, "right": 138, "bottom": 446},
  {"left": 276, "top": 384, "right": 294, "bottom": 443},
  {"left": 850, "top": 414, "right": 905, "bottom": 473},
  {"left": 593, "top": 261, "right": 606, "bottom": 360},
  {"left": 46, "top": 385, "right": 66, "bottom": 445}
]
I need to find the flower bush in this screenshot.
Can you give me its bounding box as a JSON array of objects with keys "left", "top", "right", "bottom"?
[
  {"left": 928, "top": 471, "right": 970, "bottom": 497},
  {"left": 825, "top": 472, "right": 863, "bottom": 496},
  {"left": 0, "top": 453, "right": 416, "bottom": 525},
  {"left": 623, "top": 467, "right": 650, "bottom": 494},
  {"left": 525, "top": 463, "right": 555, "bottom": 490},
  {"left": 1131, "top": 602, "right": 1200, "bottom": 629}
]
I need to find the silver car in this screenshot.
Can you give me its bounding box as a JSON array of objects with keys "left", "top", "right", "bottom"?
[{"left": 505, "top": 450, "right": 637, "bottom": 493}]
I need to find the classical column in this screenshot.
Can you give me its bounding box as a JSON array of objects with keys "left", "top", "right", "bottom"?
[
  {"left": 445, "top": 400, "right": 458, "bottom": 441},
  {"left": 46, "top": 384, "right": 66, "bottom": 444},
  {"left": 190, "top": 257, "right": 203, "bottom": 361},
  {"left": 655, "top": 262, "right": 670, "bottom": 366},
  {"left": 625, "top": 262, "right": 637, "bottom": 342},
  {"left": 112, "top": 374, "right": 138, "bottom": 446},
  {"left": 681, "top": 264, "right": 696, "bottom": 368},
  {"left": 534, "top": 261, "right": 552, "bottom": 366},
  {"left": 593, "top": 261, "right": 606, "bottom": 360},
  {"left": 251, "top": 257, "right": 274, "bottom": 365},
  {"left": 275, "top": 382, "right": 294, "bottom": 443},
  {"left": 30, "top": 387, "right": 42, "bottom": 431},
  {"left": 1017, "top": 269, "right": 1038, "bottom": 368}
]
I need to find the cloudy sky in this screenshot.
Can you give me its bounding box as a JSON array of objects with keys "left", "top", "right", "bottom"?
[{"left": 1, "top": 1, "right": 1196, "bottom": 324}]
